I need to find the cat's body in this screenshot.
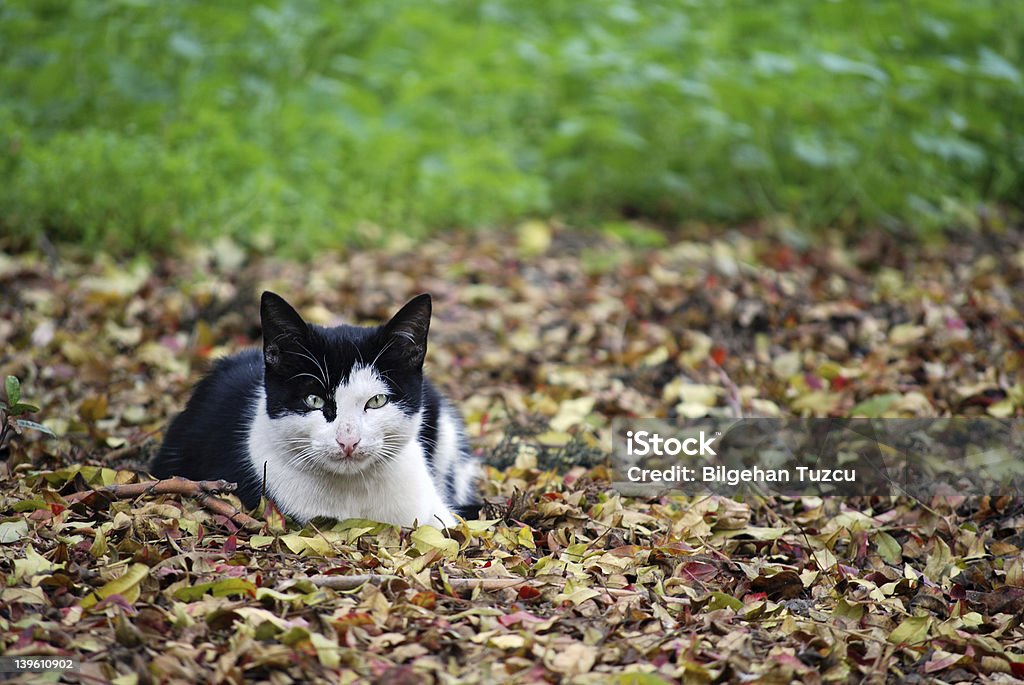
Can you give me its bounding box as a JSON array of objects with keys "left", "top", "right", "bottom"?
[{"left": 152, "top": 292, "right": 479, "bottom": 527}]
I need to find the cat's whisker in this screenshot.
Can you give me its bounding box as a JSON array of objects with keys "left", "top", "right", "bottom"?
[
  {"left": 285, "top": 448, "right": 327, "bottom": 471},
  {"left": 283, "top": 348, "right": 330, "bottom": 389},
  {"left": 286, "top": 372, "right": 327, "bottom": 390},
  {"left": 369, "top": 336, "right": 396, "bottom": 369},
  {"left": 293, "top": 338, "right": 331, "bottom": 390}
]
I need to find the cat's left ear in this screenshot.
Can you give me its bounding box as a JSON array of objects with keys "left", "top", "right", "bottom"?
[{"left": 382, "top": 294, "right": 431, "bottom": 368}]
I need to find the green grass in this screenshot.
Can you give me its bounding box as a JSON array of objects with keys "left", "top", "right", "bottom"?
[{"left": 1, "top": 0, "right": 1022, "bottom": 253}]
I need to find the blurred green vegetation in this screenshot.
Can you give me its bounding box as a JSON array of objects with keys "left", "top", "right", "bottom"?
[{"left": 1, "top": 0, "right": 1021, "bottom": 253}]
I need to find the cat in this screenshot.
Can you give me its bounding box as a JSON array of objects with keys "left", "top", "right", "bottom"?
[{"left": 151, "top": 291, "right": 480, "bottom": 528}]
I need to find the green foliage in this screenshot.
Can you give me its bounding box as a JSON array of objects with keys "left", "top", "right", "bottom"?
[
  {"left": 1, "top": 0, "right": 1021, "bottom": 253},
  {"left": 1, "top": 376, "right": 55, "bottom": 449}
]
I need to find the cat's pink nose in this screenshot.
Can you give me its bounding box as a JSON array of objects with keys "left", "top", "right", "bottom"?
[{"left": 337, "top": 438, "right": 360, "bottom": 457}]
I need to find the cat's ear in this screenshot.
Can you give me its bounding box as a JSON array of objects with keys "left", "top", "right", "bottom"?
[
  {"left": 382, "top": 294, "right": 431, "bottom": 368},
  {"left": 261, "top": 291, "right": 308, "bottom": 367}
]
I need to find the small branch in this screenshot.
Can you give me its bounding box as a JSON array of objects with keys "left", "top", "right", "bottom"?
[
  {"left": 67, "top": 477, "right": 263, "bottom": 531},
  {"left": 307, "top": 574, "right": 401, "bottom": 590},
  {"left": 68, "top": 477, "right": 236, "bottom": 498},
  {"left": 194, "top": 490, "right": 264, "bottom": 532},
  {"left": 305, "top": 573, "right": 637, "bottom": 600},
  {"left": 448, "top": 577, "right": 531, "bottom": 591},
  {"left": 712, "top": 359, "right": 744, "bottom": 419},
  {"left": 307, "top": 574, "right": 531, "bottom": 592}
]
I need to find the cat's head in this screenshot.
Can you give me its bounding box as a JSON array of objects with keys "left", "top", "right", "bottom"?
[{"left": 259, "top": 291, "right": 431, "bottom": 476}]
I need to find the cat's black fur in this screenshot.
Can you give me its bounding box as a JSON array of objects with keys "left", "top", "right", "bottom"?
[{"left": 152, "top": 348, "right": 266, "bottom": 506}]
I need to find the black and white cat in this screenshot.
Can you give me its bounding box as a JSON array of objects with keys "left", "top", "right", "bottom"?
[{"left": 152, "top": 291, "right": 479, "bottom": 527}]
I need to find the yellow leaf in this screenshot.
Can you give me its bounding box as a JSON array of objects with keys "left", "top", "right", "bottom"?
[
  {"left": 707, "top": 591, "right": 744, "bottom": 611},
  {"left": 13, "top": 546, "right": 64, "bottom": 583},
  {"left": 663, "top": 378, "right": 713, "bottom": 405},
  {"left": 889, "top": 324, "right": 927, "bottom": 346},
  {"left": 2, "top": 587, "right": 49, "bottom": 605},
  {"left": 555, "top": 579, "right": 600, "bottom": 606},
  {"left": 678, "top": 331, "right": 713, "bottom": 369},
  {"left": 874, "top": 531, "right": 902, "bottom": 565},
  {"left": 279, "top": 534, "right": 337, "bottom": 557},
  {"left": 771, "top": 351, "right": 802, "bottom": 379},
  {"left": 987, "top": 399, "right": 1014, "bottom": 418},
  {"left": 790, "top": 390, "right": 841, "bottom": 415},
  {"left": 79, "top": 563, "right": 149, "bottom": 610},
  {"left": 547, "top": 642, "right": 598, "bottom": 675},
  {"left": 89, "top": 529, "right": 108, "bottom": 558},
  {"left": 516, "top": 220, "right": 552, "bottom": 256},
  {"left": 461, "top": 519, "right": 500, "bottom": 533},
  {"left": 0, "top": 519, "right": 28, "bottom": 543},
  {"left": 302, "top": 536, "right": 337, "bottom": 556},
  {"left": 1006, "top": 558, "right": 1024, "bottom": 588},
  {"left": 173, "top": 578, "right": 257, "bottom": 601},
  {"left": 535, "top": 430, "right": 573, "bottom": 446},
  {"left": 517, "top": 526, "right": 536, "bottom": 550},
  {"left": 640, "top": 346, "right": 669, "bottom": 368},
  {"left": 411, "top": 525, "right": 459, "bottom": 558},
  {"left": 310, "top": 631, "right": 341, "bottom": 668},
  {"left": 675, "top": 401, "right": 713, "bottom": 419},
  {"left": 889, "top": 615, "right": 932, "bottom": 645},
  {"left": 489, "top": 634, "right": 527, "bottom": 649},
  {"left": 280, "top": 534, "right": 310, "bottom": 554},
  {"left": 250, "top": 535, "right": 275, "bottom": 549},
  {"left": 550, "top": 397, "right": 595, "bottom": 432}
]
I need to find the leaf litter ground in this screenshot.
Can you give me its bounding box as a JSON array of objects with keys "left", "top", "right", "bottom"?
[{"left": 1, "top": 225, "right": 1024, "bottom": 683}]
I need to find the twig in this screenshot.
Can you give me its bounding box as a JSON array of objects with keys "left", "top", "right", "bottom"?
[
  {"left": 307, "top": 574, "right": 401, "bottom": 589},
  {"left": 307, "top": 574, "right": 530, "bottom": 592},
  {"left": 68, "top": 477, "right": 237, "bottom": 498},
  {"left": 66, "top": 477, "right": 263, "bottom": 531},
  {"left": 306, "top": 573, "right": 639, "bottom": 602},
  {"left": 447, "top": 577, "right": 530, "bottom": 591},
  {"left": 711, "top": 358, "right": 743, "bottom": 419}
]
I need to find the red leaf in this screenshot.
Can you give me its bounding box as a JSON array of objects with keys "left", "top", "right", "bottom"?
[
  {"left": 411, "top": 591, "right": 437, "bottom": 610},
  {"left": 331, "top": 611, "right": 375, "bottom": 639},
  {"left": 517, "top": 586, "right": 542, "bottom": 601},
  {"left": 675, "top": 560, "right": 720, "bottom": 582},
  {"left": 711, "top": 346, "right": 727, "bottom": 365},
  {"left": 830, "top": 376, "right": 850, "bottom": 391},
  {"left": 498, "top": 610, "right": 543, "bottom": 627}
]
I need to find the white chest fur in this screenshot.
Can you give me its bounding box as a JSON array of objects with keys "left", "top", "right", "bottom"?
[{"left": 246, "top": 391, "right": 457, "bottom": 527}]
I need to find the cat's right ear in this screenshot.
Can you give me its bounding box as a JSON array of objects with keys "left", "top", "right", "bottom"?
[{"left": 261, "top": 291, "right": 308, "bottom": 367}]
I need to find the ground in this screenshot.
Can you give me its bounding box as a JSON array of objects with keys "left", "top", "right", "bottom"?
[{"left": 1, "top": 222, "right": 1023, "bottom": 683}]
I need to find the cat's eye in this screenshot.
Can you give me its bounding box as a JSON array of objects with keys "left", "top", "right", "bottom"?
[
  {"left": 365, "top": 394, "right": 389, "bottom": 410},
  {"left": 304, "top": 394, "right": 325, "bottom": 410}
]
